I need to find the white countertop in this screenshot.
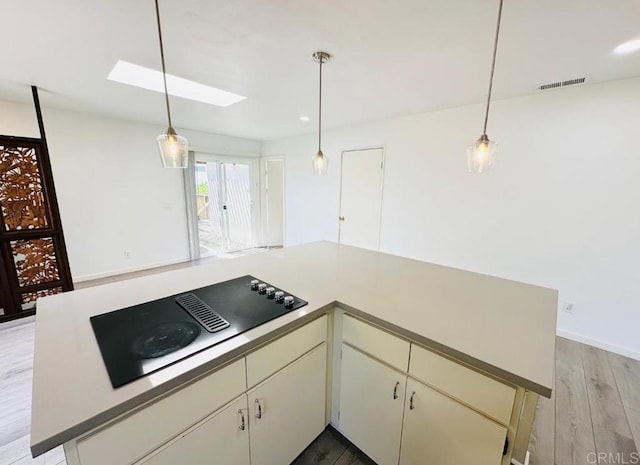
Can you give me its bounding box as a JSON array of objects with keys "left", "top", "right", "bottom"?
[{"left": 31, "top": 241, "right": 557, "bottom": 456}]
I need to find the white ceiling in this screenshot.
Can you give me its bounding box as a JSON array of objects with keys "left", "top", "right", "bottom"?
[{"left": 2, "top": 0, "right": 640, "bottom": 141}]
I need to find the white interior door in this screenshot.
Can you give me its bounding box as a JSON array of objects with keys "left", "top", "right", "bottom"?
[
  {"left": 339, "top": 148, "right": 384, "bottom": 250},
  {"left": 265, "top": 159, "right": 284, "bottom": 247}
]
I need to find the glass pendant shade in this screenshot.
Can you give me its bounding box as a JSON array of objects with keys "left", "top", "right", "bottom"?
[
  {"left": 312, "top": 150, "right": 328, "bottom": 176},
  {"left": 157, "top": 128, "right": 188, "bottom": 168},
  {"left": 467, "top": 135, "right": 497, "bottom": 174}
]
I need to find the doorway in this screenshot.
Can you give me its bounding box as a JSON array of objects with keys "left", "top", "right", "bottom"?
[
  {"left": 338, "top": 148, "right": 385, "bottom": 251},
  {"left": 190, "top": 154, "right": 259, "bottom": 259},
  {"left": 263, "top": 158, "right": 284, "bottom": 247}
]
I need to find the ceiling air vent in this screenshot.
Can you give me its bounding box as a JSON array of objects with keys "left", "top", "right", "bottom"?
[{"left": 538, "top": 77, "right": 586, "bottom": 91}]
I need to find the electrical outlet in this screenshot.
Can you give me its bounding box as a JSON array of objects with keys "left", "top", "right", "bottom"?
[
  {"left": 124, "top": 251, "right": 132, "bottom": 260},
  {"left": 562, "top": 301, "right": 575, "bottom": 314}
]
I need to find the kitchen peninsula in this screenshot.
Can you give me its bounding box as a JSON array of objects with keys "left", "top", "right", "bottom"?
[{"left": 31, "top": 241, "right": 557, "bottom": 465}]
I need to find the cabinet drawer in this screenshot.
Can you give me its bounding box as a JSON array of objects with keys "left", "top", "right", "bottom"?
[
  {"left": 246, "top": 315, "right": 327, "bottom": 388},
  {"left": 342, "top": 314, "right": 410, "bottom": 372},
  {"left": 77, "top": 358, "right": 246, "bottom": 465},
  {"left": 409, "top": 344, "right": 515, "bottom": 425}
]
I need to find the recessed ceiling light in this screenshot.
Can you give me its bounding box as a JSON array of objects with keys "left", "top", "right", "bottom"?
[
  {"left": 614, "top": 39, "right": 640, "bottom": 55},
  {"left": 299, "top": 116, "right": 310, "bottom": 122},
  {"left": 107, "top": 60, "right": 247, "bottom": 107}
]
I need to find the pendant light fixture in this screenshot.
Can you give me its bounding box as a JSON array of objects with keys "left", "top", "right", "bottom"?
[
  {"left": 154, "top": 0, "right": 188, "bottom": 168},
  {"left": 467, "top": 0, "right": 504, "bottom": 174},
  {"left": 312, "top": 51, "right": 331, "bottom": 176}
]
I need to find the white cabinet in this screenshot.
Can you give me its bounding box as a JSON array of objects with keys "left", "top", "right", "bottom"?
[
  {"left": 139, "top": 395, "right": 250, "bottom": 465},
  {"left": 249, "top": 343, "right": 327, "bottom": 465},
  {"left": 75, "top": 358, "right": 246, "bottom": 465},
  {"left": 66, "top": 311, "right": 521, "bottom": 465},
  {"left": 136, "top": 325, "right": 327, "bottom": 465},
  {"left": 68, "top": 317, "right": 328, "bottom": 465},
  {"left": 336, "top": 314, "right": 514, "bottom": 465},
  {"left": 338, "top": 344, "right": 406, "bottom": 465},
  {"left": 399, "top": 378, "right": 507, "bottom": 465}
]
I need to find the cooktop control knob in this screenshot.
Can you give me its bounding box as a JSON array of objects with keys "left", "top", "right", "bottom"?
[
  {"left": 274, "top": 291, "right": 285, "bottom": 303},
  {"left": 257, "top": 283, "right": 267, "bottom": 294},
  {"left": 250, "top": 279, "right": 259, "bottom": 291},
  {"left": 265, "top": 287, "right": 275, "bottom": 299},
  {"left": 283, "top": 296, "right": 294, "bottom": 308}
]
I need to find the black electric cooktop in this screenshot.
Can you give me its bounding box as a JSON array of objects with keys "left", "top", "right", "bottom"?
[{"left": 90, "top": 275, "right": 307, "bottom": 388}]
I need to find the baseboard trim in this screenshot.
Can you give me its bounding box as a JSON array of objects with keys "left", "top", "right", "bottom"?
[
  {"left": 73, "top": 257, "right": 189, "bottom": 283},
  {"left": 557, "top": 328, "right": 640, "bottom": 361}
]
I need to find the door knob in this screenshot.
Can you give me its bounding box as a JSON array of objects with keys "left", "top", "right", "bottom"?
[{"left": 339, "top": 216, "right": 345, "bottom": 221}]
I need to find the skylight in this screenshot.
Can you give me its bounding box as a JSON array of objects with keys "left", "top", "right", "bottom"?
[
  {"left": 614, "top": 39, "right": 640, "bottom": 55},
  {"left": 107, "top": 60, "right": 247, "bottom": 107}
]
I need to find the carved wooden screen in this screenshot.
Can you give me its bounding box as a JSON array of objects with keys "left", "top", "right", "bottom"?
[{"left": 0, "top": 135, "right": 73, "bottom": 321}]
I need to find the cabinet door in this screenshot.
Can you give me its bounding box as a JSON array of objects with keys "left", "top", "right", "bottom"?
[
  {"left": 400, "top": 378, "right": 507, "bottom": 465},
  {"left": 248, "top": 343, "right": 327, "bottom": 465},
  {"left": 338, "top": 344, "right": 406, "bottom": 465},
  {"left": 140, "top": 396, "right": 250, "bottom": 465}
]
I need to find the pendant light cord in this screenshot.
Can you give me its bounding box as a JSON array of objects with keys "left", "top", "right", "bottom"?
[
  {"left": 155, "top": 0, "right": 173, "bottom": 130},
  {"left": 318, "top": 57, "right": 323, "bottom": 152},
  {"left": 482, "top": 0, "right": 504, "bottom": 135}
]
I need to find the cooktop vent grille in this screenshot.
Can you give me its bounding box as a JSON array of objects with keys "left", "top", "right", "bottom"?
[
  {"left": 175, "top": 293, "right": 230, "bottom": 333},
  {"left": 539, "top": 77, "right": 586, "bottom": 91}
]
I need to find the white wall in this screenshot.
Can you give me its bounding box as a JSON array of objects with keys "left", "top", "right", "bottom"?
[
  {"left": 0, "top": 100, "right": 260, "bottom": 281},
  {"left": 262, "top": 77, "right": 640, "bottom": 359}
]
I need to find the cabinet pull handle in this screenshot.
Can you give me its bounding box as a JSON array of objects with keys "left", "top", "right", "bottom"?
[
  {"left": 255, "top": 399, "right": 263, "bottom": 419},
  {"left": 393, "top": 381, "right": 400, "bottom": 400},
  {"left": 238, "top": 409, "right": 246, "bottom": 431},
  {"left": 409, "top": 391, "right": 416, "bottom": 410}
]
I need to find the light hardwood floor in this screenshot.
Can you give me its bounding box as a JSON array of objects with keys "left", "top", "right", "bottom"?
[
  {"left": 0, "top": 316, "right": 65, "bottom": 465},
  {"left": 2, "top": 312, "right": 639, "bottom": 464},
  {"left": 528, "top": 337, "right": 640, "bottom": 465}
]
